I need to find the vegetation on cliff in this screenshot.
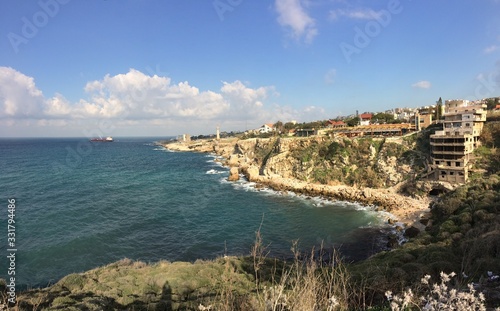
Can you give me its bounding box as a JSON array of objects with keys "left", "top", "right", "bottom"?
[{"left": 246, "top": 134, "right": 430, "bottom": 192}]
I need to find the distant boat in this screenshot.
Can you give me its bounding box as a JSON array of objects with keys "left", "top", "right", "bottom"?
[{"left": 90, "top": 136, "right": 114, "bottom": 142}]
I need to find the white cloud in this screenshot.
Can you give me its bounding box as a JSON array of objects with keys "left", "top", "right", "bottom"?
[
  {"left": 45, "top": 94, "right": 72, "bottom": 116},
  {"left": 275, "top": 0, "right": 318, "bottom": 43},
  {"left": 0, "top": 67, "right": 301, "bottom": 135},
  {"left": 412, "top": 80, "right": 431, "bottom": 89},
  {"left": 79, "top": 69, "right": 224, "bottom": 119},
  {"left": 0, "top": 67, "right": 45, "bottom": 118},
  {"left": 329, "top": 8, "right": 382, "bottom": 21},
  {"left": 484, "top": 45, "right": 499, "bottom": 54}
]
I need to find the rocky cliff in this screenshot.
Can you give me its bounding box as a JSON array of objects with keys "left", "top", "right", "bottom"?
[
  {"left": 228, "top": 136, "right": 435, "bottom": 234},
  {"left": 164, "top": 135, "right": 431, "bottom": 225},
  {"left": 230, "top": 136, "right": 416, "bottom": 188}
]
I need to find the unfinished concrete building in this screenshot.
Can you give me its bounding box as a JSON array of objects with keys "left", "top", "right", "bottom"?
[{"left": 429, "top": 99, "right": 487, "bottom": 183}]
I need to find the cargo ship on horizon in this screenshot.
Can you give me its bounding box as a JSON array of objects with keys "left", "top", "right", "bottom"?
[{"left": 90, "top": 136, "right": 114, "bottom": 142}]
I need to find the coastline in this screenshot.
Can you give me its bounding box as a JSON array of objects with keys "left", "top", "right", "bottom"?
[{"left": 160, "top": 137, "right": 432, "bottom": 230}]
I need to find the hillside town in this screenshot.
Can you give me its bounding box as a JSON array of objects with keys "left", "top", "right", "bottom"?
[
  {"left": 250, "top": 98, "right": 497, "bottom": 138},
  {"left": 180, "top": 97, "right": 500, "bottom": 185}
]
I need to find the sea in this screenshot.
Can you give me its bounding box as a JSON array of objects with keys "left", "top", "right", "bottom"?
[{"left": 0, "top": 137, "right": 393, "bottom": 289}]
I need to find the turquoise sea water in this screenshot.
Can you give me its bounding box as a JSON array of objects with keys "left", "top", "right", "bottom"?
[{"left": 0, "top": 137, "right": 390, "bottom": 288}]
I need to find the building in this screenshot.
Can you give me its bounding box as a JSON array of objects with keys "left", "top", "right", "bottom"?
[
  {"left": 414, "top": 112, "right": 433, "bottom": 131},
  {"left": 397, "top": 111, "right": 411, "bottom": 122},
  {"left": 429, "top": 99, "right": 487, "bottom": 183},
  {"left": 295, "top": 128, "right": 317, "bottom": 137},
  {"left": 330, "top": 123, "right": 414, "bottom": 138},
  {"left": 258, "top": 123, "right": 274, "bottom": 134},
  {"left": 359, "top": 113, "right": 373, "bottom": 126},
  {"left": 181, "top": 134, "right": 191, "bottom": 142}
]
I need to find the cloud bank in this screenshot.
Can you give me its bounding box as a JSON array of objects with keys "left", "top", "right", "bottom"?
[{"left": 0, "top": 67, "right": 325, "bottom": 136}]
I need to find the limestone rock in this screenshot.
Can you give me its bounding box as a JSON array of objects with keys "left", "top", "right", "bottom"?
[
  {"left": 244, "top": 166, "right": 260, "bottom": 181},
  {"left": 228, "top": 167, "right": 239, "bottom": 181}
]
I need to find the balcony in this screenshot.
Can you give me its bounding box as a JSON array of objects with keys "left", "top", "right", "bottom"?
[
  {"left": 431, "top": 150, "right": 470, "bottom": 156},
  {"left": 430, "top": 141, "right": 470, "bottom": 147}
]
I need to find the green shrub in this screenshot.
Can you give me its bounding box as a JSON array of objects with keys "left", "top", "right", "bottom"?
[
  {"left": 59, "top": 274, "right": 86, "bottom": 292},
  {"left": 51, "top": 296, "right": 76, "bottom": 307}
]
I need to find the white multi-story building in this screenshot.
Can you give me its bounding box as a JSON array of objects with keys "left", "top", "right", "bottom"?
[{"left": 429, "top": 100, "right": 487, "bottom": 183}]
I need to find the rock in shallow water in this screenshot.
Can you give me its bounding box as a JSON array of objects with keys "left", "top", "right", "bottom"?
[{"left": 228, "top": 166, "right": 239, "bottom": 181}]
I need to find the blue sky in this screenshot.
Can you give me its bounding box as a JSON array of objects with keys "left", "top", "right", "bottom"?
[{"left": 1, "top": 0, "right": 499, "bottom": 137}]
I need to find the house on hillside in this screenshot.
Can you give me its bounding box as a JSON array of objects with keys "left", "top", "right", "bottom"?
[
  {"left": 414, "top": 112, "right": 434, "bottom": 131},
  {"left": 258, "top": 123, "right": 275, "bottom": 134},
  {"left": 295, "top": 128, "right": 317, "bottom": 137},
  {"left": 359, "top": 113, "right": 373, "bottom": 125}
]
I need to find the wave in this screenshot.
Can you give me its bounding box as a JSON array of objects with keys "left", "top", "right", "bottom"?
[
  {"left": 152, "top": 146, "right": 175, "bottom": 152},
  {"left": 220, "top": 176, "right": 384, "bottom": 223},
  {"left": 206, "top": 158, "right": 224, "bottom": 167},
  {"left": 206, "top": 169, "right": 226, "bottom": 175}
]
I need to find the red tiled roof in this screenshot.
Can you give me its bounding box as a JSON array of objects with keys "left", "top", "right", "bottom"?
[
  {"left": 359, "top": 113, "right": 373, "bottom": 120},
  {"left": 328, "top": 120, "right": 346, "bottom": 125}
]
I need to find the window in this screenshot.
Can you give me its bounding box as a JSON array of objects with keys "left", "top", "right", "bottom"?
[
  {"left": 465, "top": 123, "right": 470, "bottom": 127},
  {"left": 435, "top": 161, "right": 440, "bottom": 165},
  {"left": 450, "top": 172, "right": 454, "bottom": 175},
  {"left": 447, "top": 161, "right": 451, "bottom": 166},
  {"left": 456, "top": 162, "right": 460, "bottom": 167}
]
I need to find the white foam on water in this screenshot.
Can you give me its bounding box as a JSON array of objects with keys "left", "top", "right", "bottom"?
[
  {"left": 206, "top": 169, "right": 226, "bottom": 175},
  {"left": 220, "top": 175, "right": 372, "bottom": 211}
]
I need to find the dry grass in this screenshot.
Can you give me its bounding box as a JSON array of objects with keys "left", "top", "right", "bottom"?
[{"left": 201, "top": 228, "right": 355, "bottom": 311}]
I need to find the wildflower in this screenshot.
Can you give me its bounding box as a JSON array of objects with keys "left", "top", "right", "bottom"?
[
  {"left": 421, "top": 274, "right": 431, "bottom": 285},
  {"left": 385, "top": 290, "right": 393, "bottom": 301},
  {"left": 391, "top": 271, "right": 487, "bottom": 311}
]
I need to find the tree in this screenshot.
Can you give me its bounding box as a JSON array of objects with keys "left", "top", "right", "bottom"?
[
  {"left": 485, "top": 97, "right": 499, "bottom": 110},
  {"left": 273, "top": 121, "right": 284, "bottom": 134},
  {"left": 435, "top": 97, "right": 443, "bottom": 120},
  {"left": 346, "top": 116, "right": 360, "bottom": 127},
  {"left": 373, "top": 113, "right": 394, "bottom": 124}
]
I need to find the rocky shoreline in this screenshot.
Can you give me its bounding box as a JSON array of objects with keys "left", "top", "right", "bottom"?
[{"left": 160, "top": 137, "right": 432, "bottom": 233}]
